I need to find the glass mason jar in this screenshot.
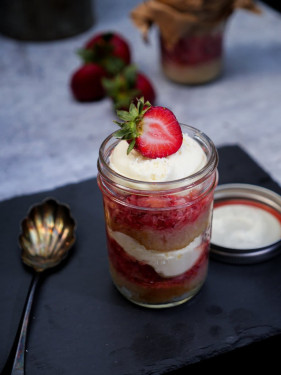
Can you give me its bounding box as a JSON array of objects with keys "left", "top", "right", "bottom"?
[
  {"left": 159, "top": 22, "right": 225, "bottom": 85},
  {"left": 97, "top": 124, "right": 218, "bottom": 308}
]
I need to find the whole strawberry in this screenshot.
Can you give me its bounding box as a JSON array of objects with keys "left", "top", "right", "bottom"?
[
  {"left": 78, "top": 32, "right": 131, "bottom": 76},
  {"left": 102, "top": 64, "right": 156, "bottom": 110},
  {"left": 70, "top": 63, "right": 107, "bottom": 102},
  {"left": 114, "top": 98, "right": 182, "bottom": 158}
]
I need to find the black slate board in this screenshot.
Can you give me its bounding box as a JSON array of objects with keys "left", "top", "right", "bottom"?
[{"left": 1, "top": 145, "right": 281, "bottom": 375}]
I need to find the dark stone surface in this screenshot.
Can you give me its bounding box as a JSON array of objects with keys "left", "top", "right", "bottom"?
[{"left": 0, "top": 145, "right": 281, "bottom": 375}]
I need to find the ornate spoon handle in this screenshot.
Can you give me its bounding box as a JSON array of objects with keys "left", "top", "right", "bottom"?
[{"left": 2, "top": 273, "right": 40, "bottom": 375}]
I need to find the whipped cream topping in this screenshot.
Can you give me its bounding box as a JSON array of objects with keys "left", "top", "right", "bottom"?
[
  {"left": 212, "top": 204, "right": 281, "bottom": 249},
  {"left": 108, "top": 228, "right": 203, "bottom": 277},
  {"left": 109, "top": 134, "right": 207, "bottom": 182}
]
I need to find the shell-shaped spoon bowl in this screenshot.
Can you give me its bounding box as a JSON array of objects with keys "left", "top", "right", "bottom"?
[
  {"left": 2, "top": 198, "right": 76, "bottom": 375},
  {"left": 19, "top": 198, "right": 76, "bottom": 272}
]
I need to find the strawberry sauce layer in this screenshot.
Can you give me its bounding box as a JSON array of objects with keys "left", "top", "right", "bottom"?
[
  {"left": 107, "top": 233, "right": 209, "bottom": 288},
  {"left": 105, "top": 192, "right": 212, "bottom": 231},
  {"left": 160, "top": 32, "right": 223, "bottom": 66}
]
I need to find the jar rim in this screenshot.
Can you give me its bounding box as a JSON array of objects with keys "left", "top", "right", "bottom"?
[{"left": 97, "top": 123, "right": 218, "bottom": 193}]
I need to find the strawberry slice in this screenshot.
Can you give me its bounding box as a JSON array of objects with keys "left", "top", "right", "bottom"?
[{"left": 114, "top": 98, "right": 183, "bottom": 158}]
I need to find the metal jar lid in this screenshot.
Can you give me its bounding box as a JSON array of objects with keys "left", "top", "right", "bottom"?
[{"left": 210, "top": 183, "right": 281, "bottom": 264}]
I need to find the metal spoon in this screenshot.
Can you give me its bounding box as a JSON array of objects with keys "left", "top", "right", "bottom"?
[{"left": 1, "top": 198, "right": 76, "bottom": 375}]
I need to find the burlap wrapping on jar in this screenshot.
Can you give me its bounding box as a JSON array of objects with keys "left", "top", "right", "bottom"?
[{"left": 131, "top": 0, "right": 261, "bottom": 49}]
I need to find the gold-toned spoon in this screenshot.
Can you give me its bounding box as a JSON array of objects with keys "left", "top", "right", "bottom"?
[{"left": 1, "top": 198, "right": 76, "bottom": 375}]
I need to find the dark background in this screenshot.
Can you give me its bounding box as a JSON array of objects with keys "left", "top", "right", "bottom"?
[
  {"left": 263, "top": 0, "right": 281, "bottom": 11},
  {"left": 263, "top": 0, "right": 281, "bottom": 12}
]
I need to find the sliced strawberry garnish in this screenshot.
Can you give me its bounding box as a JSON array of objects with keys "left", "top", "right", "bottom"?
[
  {"left": 114, "top": 98, "right": 183, "bottom": 158},
  {"left": 135, "top": 106, "right": 182, "bottom": 158}
]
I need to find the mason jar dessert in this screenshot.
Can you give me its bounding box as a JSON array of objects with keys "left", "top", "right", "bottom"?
[
  {"left": 98, "top": 99, "right": 218, "bottom": 308},
  {"left": 159, "top": 23, "right": 225, "bottom": 84},
  {"left": 131, "top": 0, "right": 261, "bottom": 86}
]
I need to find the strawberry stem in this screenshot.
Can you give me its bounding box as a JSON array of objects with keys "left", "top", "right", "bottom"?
[{"left": 113, "top": 97, "right": 151, "bottom": 154}]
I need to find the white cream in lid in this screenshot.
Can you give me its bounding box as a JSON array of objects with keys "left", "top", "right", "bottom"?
[{"left": 212, "top": 202, "right": 281, "bottom": 249}]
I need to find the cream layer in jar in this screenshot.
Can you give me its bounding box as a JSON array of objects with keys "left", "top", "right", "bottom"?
[{"left": 108, "top": 228, "right": 205, "bottom": 278}]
